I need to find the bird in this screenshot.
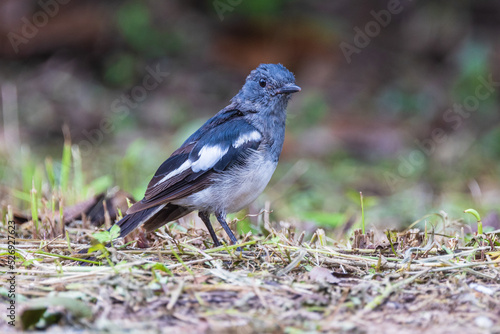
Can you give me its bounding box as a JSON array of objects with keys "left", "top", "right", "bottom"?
[{"left": 112, "top": 63, "right": 300, "bottom": 248}]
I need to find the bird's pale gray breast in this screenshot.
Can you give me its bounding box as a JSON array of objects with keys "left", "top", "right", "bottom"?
[{"left": 171, "top": 149, "right": 277, "bottom": 214}]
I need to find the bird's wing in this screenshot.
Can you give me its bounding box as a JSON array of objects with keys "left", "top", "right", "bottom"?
[{"left": 126, "top": 115, "right": 262, "bottom": 214}]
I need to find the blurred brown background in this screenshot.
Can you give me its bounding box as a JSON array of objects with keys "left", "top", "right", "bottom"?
[{"left": 1, "top": 0, "right": 499, "bottom": 234}]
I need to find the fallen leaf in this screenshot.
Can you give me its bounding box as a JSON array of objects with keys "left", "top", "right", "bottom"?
[{"left": 308, "top": 266, "right": 340, "bottom": 284}]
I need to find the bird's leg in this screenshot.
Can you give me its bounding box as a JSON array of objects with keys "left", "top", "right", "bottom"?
[
  {"left": 215, "top": 211, "right": 239, "bottom": 245},
  {"left": 198, "top": 211, "right": 221, "bottom": 247}
]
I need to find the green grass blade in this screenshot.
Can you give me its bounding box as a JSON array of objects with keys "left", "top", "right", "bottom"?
[
  {"left": 30, "top": 180, "right": 39, "bottom": 237},
  {"left": 72, "top": 145, "right": 84, "bottom": 197},
  {"left": 60, "top": 136, "right": 72, "bottom": 192},
  {"left": 360, "top": 191, "right": 365, "bottom": 234},
  {"left": 45, "top": 157, "right": 56, "bottom": 189}
]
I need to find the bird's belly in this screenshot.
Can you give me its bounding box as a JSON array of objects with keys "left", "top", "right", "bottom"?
[{"left": 172, "top": 154, "right": 277, "bottom": 213}]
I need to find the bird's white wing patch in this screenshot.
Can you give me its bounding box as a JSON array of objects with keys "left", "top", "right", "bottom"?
[
  {"left": 153, "top": 145, "right": 229, "bottom": 186},
  {"left": 233, "top": 131, "right": 261, "bottom": 148},
  {"left": 191, "top": 145, "right": 229, "bottom": 172},
  {"left": 155, "top": 159, "right": 192, "bottom": 186}
]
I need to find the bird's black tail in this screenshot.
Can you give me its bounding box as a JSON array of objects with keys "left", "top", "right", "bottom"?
[
  {"left": 115, "top": 204, "right": 166, "bottom": 238},
  {"left": 116, "top": 203, "right": 192, "bottom": 237},
  {"left": 76, "top": 205, "right": 165, "bottom": 260}
]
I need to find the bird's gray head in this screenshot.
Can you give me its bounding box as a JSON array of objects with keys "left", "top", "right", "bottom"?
[{"left": 231, "top": 63, "right": 301, "bottom": 115}]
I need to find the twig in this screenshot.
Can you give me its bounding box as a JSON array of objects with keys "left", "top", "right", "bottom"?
[
  {"left": 167, "top": 280, "right": 185, "bottom": 311},
  {"left": 362, "top": 270, "right": 430, "bottom": 312},
  {"left": 277, "top": 250, "right": 306, "bottom": 276}
]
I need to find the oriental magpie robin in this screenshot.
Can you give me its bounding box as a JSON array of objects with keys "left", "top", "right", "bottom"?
[{"left": 114, "top": 63, "right": 300, "bottom": 247}]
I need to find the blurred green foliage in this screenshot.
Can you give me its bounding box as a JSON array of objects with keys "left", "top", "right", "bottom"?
[
  {"left": 117, "top": 1, "right": 178, "bottom": 57},
  {"left": 481, "top": 127, "right": 500, "bottom": 160},
  {"left": 104, "top": 53, "right": 136, "bottom": 87},
  {"left": 235, "top": 0, "right": 287, "bottom": 18}
]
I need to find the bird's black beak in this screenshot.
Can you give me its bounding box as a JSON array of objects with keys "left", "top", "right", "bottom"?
[{"left": 275, "top": 84, "right": 301, "bottom": 95}]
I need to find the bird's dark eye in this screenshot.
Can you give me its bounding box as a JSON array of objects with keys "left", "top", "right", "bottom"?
[{"left": 259, "top": 79, "right": 267, "bottom": 88}]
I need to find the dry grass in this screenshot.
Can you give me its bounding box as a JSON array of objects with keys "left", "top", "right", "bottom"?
[{"left": 1, "top": 215, "right": 500, "bottom": 333}]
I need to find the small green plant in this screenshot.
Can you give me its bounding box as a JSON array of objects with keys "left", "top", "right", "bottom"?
[
  {"left": 91, "top": 224, "right": 121, "bottom": 247},
  {"left": 464, "top": 208, "right": 482, "bottom": 235},
  {"left": 87, "top": 225, "right": 121, "bottom": 266}
]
